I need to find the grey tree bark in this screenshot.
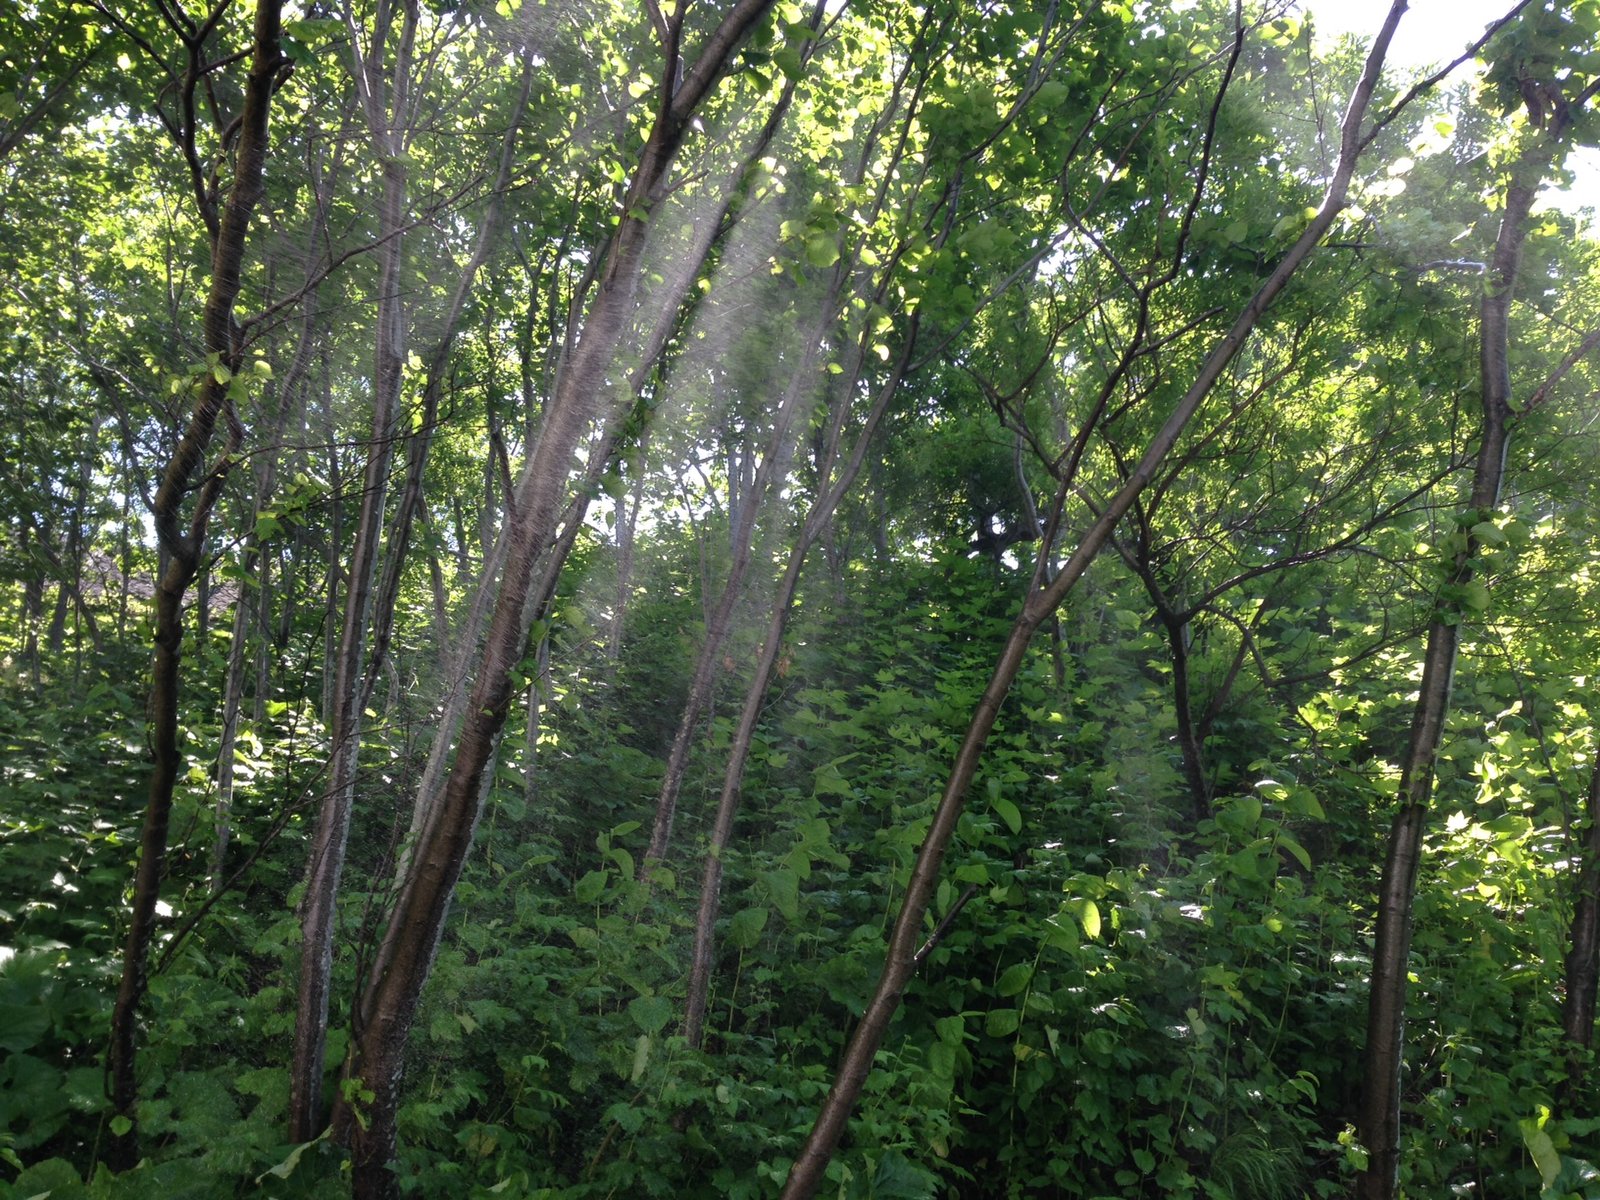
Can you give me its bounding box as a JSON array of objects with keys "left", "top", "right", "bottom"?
[{"left": 328, "top": 5, "right": 781, "bottom": 1194}]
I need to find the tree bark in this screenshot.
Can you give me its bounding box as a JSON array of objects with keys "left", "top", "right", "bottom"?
[
  {"left": 106, "top": 0, "right": 284, "bottom": 1169},
  {"left": 1353, "top": 108, "right": 1554, "bottom": 1200},
  {"left": 1563, "top": 757, "right": 1600, "bottom": 1058},
  {"left": 331, "top": 5, "right": 779, "bottom": 1193},
  {"left": 212, "top": 159, "right": 333, "bottom": 895},
  {"left": 289, "top": 0, "right": 418, "bottom": 1142}
]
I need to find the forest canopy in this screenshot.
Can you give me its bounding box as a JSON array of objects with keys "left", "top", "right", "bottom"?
[{"left": 3, "top": 0, "right": 1600, "bottom": 1197}]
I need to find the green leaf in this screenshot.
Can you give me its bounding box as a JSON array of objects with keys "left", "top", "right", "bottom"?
[
  {"left": 773, "top": 45, "right": 804, "bottom": 81},
  {"left": 628, "top": 994, "right": 672, "bottom": 1035},
  {"left": 1218, "top": 792, "right": 1262, "bottom": 835},
  {"left": 1068, "top": 898, "right": 1101, "bottom": 940},
  {"left": 1277, "top": 830, "right": 1312, "bottom": 871},
  {"left": 727, "top": 906, "right": 769, "bottom": 949},
  {"left": 256, "top": 1130, "right": 328, "bottom": 1182},
  {"left": 1471, "top": 520, "right": 1506, "bottom": 545},
  {"left": 1281, "top": 788, "right": 1325, "bottom": 820},
  {"left": 991, "top": 795, "right": 1022, "bottom": 835},
  {"left": 805, "top": 232, "right": 840, "bottom": 269},
  {"left": 762, "top": 867, "right": 800, "bottom": 921},
  {"left": 1043, "top": 913, "right": 1079, "bottom": 952},
  {"left": 1523, "top": 1121, "right": 1562, "bottom": 1185},
  {"left": 630, "top": 1033, "right": 651, "bottom": 1081},
  {"left": 574, "top": 869, "right": 609, "bottom": 904},
  {"left": 996, "top": 962, "right": 1033, "bottom": 996},
  {"left": 985, "top": 1008, "right": 1020, "bottom": 1037}
]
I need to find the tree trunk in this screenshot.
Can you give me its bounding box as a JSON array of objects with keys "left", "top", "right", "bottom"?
[
  {"left": 332, "top": 6, "right": 779, "bottom": 1193},
  {"left": 212, "top": 166, "right": 335, "bottom": 894},
  {"left": 1563, "top": 756, "right": 1600, "bottom": 1058},
  {"left": 289, "top": 0, "right": 417, "bottom": 1141},
  {"left": 642, "top": 305, "right": 835, "bottom": 872},
  {"left": 779, "top": 10, "right": 1400, "bottom": 1186},
  {"left": 106, "top": 0, "right": 284, "bottom": 1169},
  {"left": 682, "top": 327, "right": 914, "bottom": 1047},
  {"left": 1354, "top": 112, "right": 1555, "bottom": 1200}
]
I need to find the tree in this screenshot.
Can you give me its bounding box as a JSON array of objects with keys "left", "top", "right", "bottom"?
[
  {"left": 331, "top": 3, "right": 782, "bottom": 1192},
  {"left": 1356, "top": 25, "right": 1600, "bottom": 1194},
  {"left": 781, "top": 3, "right": 1447, "bottom": 1191},
  {"left": 102, "top": 0, "right": 288, "bottom": 1169}
]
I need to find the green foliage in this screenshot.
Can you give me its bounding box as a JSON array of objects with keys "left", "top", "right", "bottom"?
[{"left": 5, "top": 0, "right": 1600, "bottom": 1198}]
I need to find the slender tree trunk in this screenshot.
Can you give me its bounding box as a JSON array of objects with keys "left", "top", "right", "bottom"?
[
  {"left": 642, "top": 306, "right": 835, "bottom": 871},
  {"left": 116, "top": 480, "right": 133, "bottom": 642},
  {"left": 213, "top": 184, "right": 333, "bottom": 893},
  {"left": 1113, "top": 528, "right": 1215, "bottom": 822},
  {"left": 210, "top": 579, "right": 253, "bottom": 891},
  {"left": 1563, "top": 757, "right": 1600, "bottom": 1058},
  {"left": 607, "top": 430, "right": 649, "bottom": 664},
  {"left": 523, "top": 631, "right": 550, "bottom": 807},
  {"left": 289, "top": 0, "right": 417, "bottom": 1141},
  {"left": 106, "top": 0, "right": 284, "bottom": 1168},
  {"left": 21, "top": 521, "right": 44, "bottom": 684},
  {"left": 419, "top": 506, "right": 450, "bottom": 669},
  {"left": 683, "top": 330, "right": 914, "bottom": 1047},
  {"left": 1163, "top": 613, "right": 1214, "bottom": 821},
  {"left": 334, "top": 7, "right": 779, "bottom": 1193},
  {"left": 779, "top": 12, "right": 1399, "bottom": 1186},
  {"left": 1354, "top": 114, "right": 1555, "bottom": 1200}
]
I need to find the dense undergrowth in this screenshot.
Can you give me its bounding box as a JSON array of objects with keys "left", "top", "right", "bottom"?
[{"left": 3, "top": 552, "right": 1597, "bottom": 1198}]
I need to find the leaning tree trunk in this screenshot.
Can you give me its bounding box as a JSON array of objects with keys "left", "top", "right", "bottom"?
[
  {"left": 330, "top": 5, "right": 779, "bottom": 1195},
  {"left": 641, "top": 293, "right": 838, "bottom": 872},
  {"left": 288, "top": 48, "right": 531, "bottom": 1142},
  {"left": 682, "top": 326, "right": 914, "bottom": 1049},
  {"left": 106, "top": 0, "right": 285, "bottom": 1170},
  {"left": 779, "top": 8, "right": 1405, "bottom": 1188},
  {"left": 1354, "top": 94, "right": 1565, "bottom": 1200},
  {"left": 288, "top": 0, "right": 417, "bottom": 1142}
]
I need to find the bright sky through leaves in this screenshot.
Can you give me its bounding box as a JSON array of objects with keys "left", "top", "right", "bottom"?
[{"left": 1302, "top": 0, "right": 1600, "bottom": 222}]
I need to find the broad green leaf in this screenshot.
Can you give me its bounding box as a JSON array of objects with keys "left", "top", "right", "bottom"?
[
  {"left": 985, "top": 1008, "right": 1020, "bottom": 1037},
  {"left": 996, "top": 961, "right": 1033, "bottom": 996},
  {"left": 628, "top": 994, "right": 671, "bottom": 1034},
  {"left": 1072, "top": 898, "right": 1102, "bottom": 940},
  {"left": 992, "top": 795, "right": 1022, "bottom": 835},
  {"left": 1277, "top": 831, "right": 1312, "bottom": 871},
  {"left": 805, "top": 232, "right": 840, "bottom": 269},
  {"left": 762, "top": 867, "right": 800, "bottom": 921},
  {"left": 1043, "top": 914, "right": 1079, "bottom": 952},
  {"left": 256, "top": 1131, "right": 328, "bottom": 1182},
  {"left": 727, "top": 906, "right": 769, "bottom": 949}
]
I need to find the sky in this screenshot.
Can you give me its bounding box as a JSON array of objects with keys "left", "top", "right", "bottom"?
[{"left": 1300, "top": 0, "right": 1600, "bottom": 223}]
